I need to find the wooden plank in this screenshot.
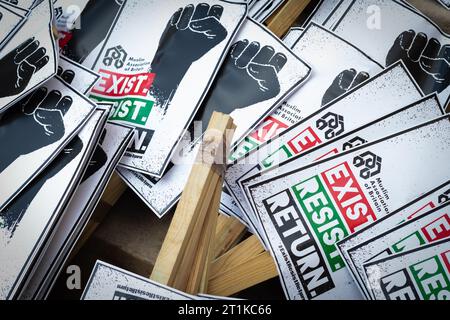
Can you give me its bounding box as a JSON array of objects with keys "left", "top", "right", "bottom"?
[
  {"left": 214, "top": 214, "right": 247, "bottom": 258},
  {"left": 150, "top": 112, "right": 235, "bottom": 290},
  {"left": 170, "top": 169, "right": 221, "bottom": 288},
  {"left": 185, "top": 181, "right": 222, "bottom": 294},
  {"left": 172, "top": 115, "right": 236, "bottom": 290},
  {"left": 266, "top": 0, "right": 312, "bottom": 38},
  {"left": 210, "top": 235, "right": 264, "bottom": 279},
  {"left": 207, "top": 251, "right": 278, "bottom": 297},
  {"left": 199, "top": 226, "right": 216, "bottom": 293},
  {"left": 198, "top": 185, "right": 226, "bottom": 293},
  {"left": 171, "top": 140, "right": 232, "bottom": 289}
]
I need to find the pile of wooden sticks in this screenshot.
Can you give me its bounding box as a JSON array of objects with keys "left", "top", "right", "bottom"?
[
  {"left": 150, "top": 112, "right": 236, "bottom": 294},
  {"left": 150, "top": 112, "right": 280, "bottom": 296}
]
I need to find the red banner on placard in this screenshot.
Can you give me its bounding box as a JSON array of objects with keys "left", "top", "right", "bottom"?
[
  {"left": 422, "top": 214, "right": 450, "bottom": 243},
  {"left": 287, "top": 126, "right": 322, "bottom": 155},
  {"left": 250, "top": 116, "right": 288, "bottom": 143},
  {"left": 321, "top": 162, "right": 376, "bottom": 233},
  {"left": 92, "top": 69, "right": 155, "bottom": 98}
]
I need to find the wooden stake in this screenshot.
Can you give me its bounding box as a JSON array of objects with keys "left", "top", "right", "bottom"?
[
  {"left": 199, "top": 228, "right": 215, "bottom": 293},
  {"left": 266, "top": 0, "right": 312, "bottom": 38},
  {"left": 185, "top": 181, "right": 222, "bottom": 294},
  {"left": 214, "top": 214, "right": 247, "bottom": 258},
  {"left": 207, "top": 251, "right": 278, "bottom": 297},
  {"left": 210, "top": 235, "right": 265, "bottom": 279},
  {"left": 170, "top": 174, "right": 219, "bottom": 289},
  {"left": 150, "top": 112, "right": 235, "bottom": 290}
]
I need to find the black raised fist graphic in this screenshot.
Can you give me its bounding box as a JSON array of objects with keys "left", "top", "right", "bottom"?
[
  {"left": 194, "top": 40, "right": 286, "bottom": 131},
  {"left": 57, "top": 66, "right": 75, "bottom": 84},
  {"left": 386, "top": 30, "right": 450, "bottom": 95},
  {"left": 322, "top": 69, "right": 369, "bottom": 106},
  {"left": 0, "top": 136, "right": 83, "bottom": 236},
  {"left": 61, "top": 0, "right": 125, "bottom": 63},
  {"left": 0, "top": 37, "right": 49, "bottom": 98},
  {"left": 0, "top": 87, "right": 72, "bottom": 173},
  {"left": 150, "top": 3, "right": 228, "bottom": 108}
]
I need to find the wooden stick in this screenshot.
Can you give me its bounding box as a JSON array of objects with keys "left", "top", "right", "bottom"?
[
  {"left": 207, "top": 251, "right": 278, "bottom": 297},
  {"left": 171, "top": 133, "right": 232, "bottom": 290},
  {"left": 198, "top": 186, "right": 225, "bottom": 293},
  {"left": 173, "top": 115, "right": 236, "bottom": 290},
  {"left": 151, "top": 112, "right": 235, "bottom": 290},
  {"left": 170, "top": 172, "right": 219, "bottom": 289},
  {"left": 199, "top": 228, "right": 216, "bottom": 293},
  {"left": 214, "top": 214, "right": 247, "bottom": 258},
  {"left": 210, "top": 235, "right": 265, "bottom": 279},
  {"left": 266, "top": 0, "right": 312, "bottom": 38},
  {"left": 185, "top": 181, "right": 222, "bottom": 294}
]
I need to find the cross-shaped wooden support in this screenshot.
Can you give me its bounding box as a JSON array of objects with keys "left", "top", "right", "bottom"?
[{"left": 150, "top": 112, "right": 236, "bottom": 294}]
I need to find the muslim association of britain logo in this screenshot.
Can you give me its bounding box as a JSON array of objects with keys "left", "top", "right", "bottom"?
[
  {"left": 438, "top": 188, "right": 450, "bottom": 204},
  {"left": 353, "top": 151, "right": 382, "bottom": 179},
  {"left": 343, "top": 136, "right": 368, "bottom": 151},
  {"left": 103, "top": 45, "right": 128, "bottom": 69},
  {"left": 316, "top": 112, "right": 345, "bottom": 140}
]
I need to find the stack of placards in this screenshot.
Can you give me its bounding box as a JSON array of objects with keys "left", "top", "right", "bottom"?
[
  {"left": 1, "top": 0, "right": 449, "bottom": 301},
  {"left": 0, "top": 0, "right": 134, "bottom": 300},
  {"left": 220, "top": 0, "right": 450, "bottom": 300}
]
